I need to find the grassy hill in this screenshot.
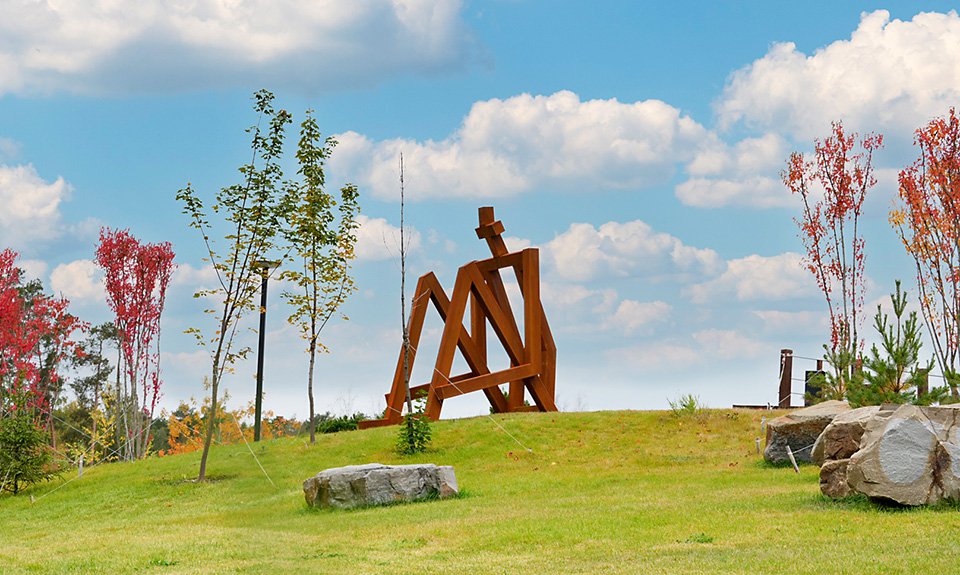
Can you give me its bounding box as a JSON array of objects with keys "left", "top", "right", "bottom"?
[{"left": 2, "top": 409, "right": 959, "bottom": 574}]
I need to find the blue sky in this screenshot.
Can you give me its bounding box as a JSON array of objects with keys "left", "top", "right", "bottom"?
[{"left": 2, "top": 1, "right": 960, "bottom": 419}]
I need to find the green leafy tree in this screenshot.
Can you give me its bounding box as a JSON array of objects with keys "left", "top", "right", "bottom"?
[
  {"left": 0, "top": 388, "right": 60, "bottom": 495},
  {"left": 176, "top": 90, "right": 292, "bottom": 481},
  {"left": 280, "top": 111, "right": 360, "bottom": 444}
]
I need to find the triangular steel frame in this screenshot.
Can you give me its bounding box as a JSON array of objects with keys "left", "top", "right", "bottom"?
[{"left": 359, "top": 206, "right": 557, "bottom": 428}]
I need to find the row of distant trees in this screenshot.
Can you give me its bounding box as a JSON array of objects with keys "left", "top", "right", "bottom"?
[
  {"left": 787, "top": 108, "right": 960, "bottom": 406},
  {"left": 0, "top": 228, "right": 175, "bottom": 493}
]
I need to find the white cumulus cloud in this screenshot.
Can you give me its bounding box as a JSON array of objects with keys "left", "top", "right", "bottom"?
[
  {"left": 332, "top": 90, "right": 710, "bottom": 200},
  {"left": 676, "top": 132, "right": 792, "bottom": 208},
  {"left": 686, "top": 252, "right": 817, "bottom": 304},
  {"left": 676, "top": 176, "right": 787, "bottom": 209},
  {"left": 717, "top": 10, "right": 960, "bottom": 140},
  {"left": 0, "top": 0, "right": 477, "bottom": 95},
  {"left": 543, "top": 220, "right": 722, "bottom": 283},
  {"left": 50, "top": 259, "right": 103, "bottom": 303},
  {"left": 0, "top": 164, "right": 71, "bottom": 248}
]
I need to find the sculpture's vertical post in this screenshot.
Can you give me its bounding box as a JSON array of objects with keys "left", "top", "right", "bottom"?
[
  {"left": 522, "top": 249, "right": 542, "bottom": 369},
  {"left": 779, "top": 349, "right": 793, "bottom": 408}
]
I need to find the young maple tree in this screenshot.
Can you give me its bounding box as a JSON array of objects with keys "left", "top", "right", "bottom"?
[
  {"left": 280, "top": 110, "right": 360, "bottom": 444},
  {"left": 95, "top": 228, "right": 175, "bottom": 460},
  {"left": 177, "top": 90, "right": 292, "bottom": 481},
  {"left": 784, "top": 121, "right": 883, "bottom": 399},
  {"left": 892, "top": 107, "right": 960, "bottom": 398}
]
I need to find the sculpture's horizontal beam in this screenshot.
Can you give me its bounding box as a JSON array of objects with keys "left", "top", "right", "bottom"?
[{"left": 436, "top": 364, "right": 537, "bottom": 400}]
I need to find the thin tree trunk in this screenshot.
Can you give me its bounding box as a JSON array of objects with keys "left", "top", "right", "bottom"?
[
  {"left": 197, "top": 362, "right": 219, "bottom": 481},
  {"left": 91, "top": 340, "right": 102, "bottom": 456},
  {"left": 308, "top": 337, "right": 316, "bottom": 444},
  {"left": 117, "top": 342, "right": 130, "bottom": 461},
  {"left": 400, "top": 154, "right": 414, "bottom": 417}
]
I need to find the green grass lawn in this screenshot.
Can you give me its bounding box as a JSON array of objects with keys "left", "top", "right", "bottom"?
[{"left": 3, "top": 409, "right": 960, "bottom": 574}]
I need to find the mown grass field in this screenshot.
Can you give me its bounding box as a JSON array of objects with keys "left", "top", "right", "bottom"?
[{"left": 3, "top": 409, "right": 960, "bottom": 574}]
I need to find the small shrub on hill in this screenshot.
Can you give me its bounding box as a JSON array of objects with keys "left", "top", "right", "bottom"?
[
  {"left": 668, "top": 394, "right": 703, "bottom": 417},
  {"left": 396, "top": 395, "right": 431, "bottom": 455}
]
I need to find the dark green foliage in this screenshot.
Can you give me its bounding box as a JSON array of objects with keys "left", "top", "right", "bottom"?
[
  {"left": 0, "top": 392, "right": 60, "bottom": 495},
  {"left": 314, "top": 412, "right": 367, "bottom": 434},
  {"left": 848, "top": 281, "right": 951, "bottom": 406},
  {"left": 52, "top": 400, "right": 92, "bottom": 447},
  {"left": 150, "top": 417, "right": 170, "bottom": 453}
]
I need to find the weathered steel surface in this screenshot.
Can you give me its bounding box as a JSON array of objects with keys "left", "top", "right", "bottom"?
[{"left": 359, "top": 206, "right": 558, "bottom": 428}]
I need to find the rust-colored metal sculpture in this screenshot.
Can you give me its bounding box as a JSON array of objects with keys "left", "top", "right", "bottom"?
[{"left": 359, "top": 206, "right": 557, "bottom": 428}]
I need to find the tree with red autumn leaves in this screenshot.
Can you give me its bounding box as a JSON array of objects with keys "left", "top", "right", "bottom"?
[
  {"left": 0, "top": 248, "right": 84, "bottom": 421},
  {"left": 891, "top": 108, "right": 960, "bottom": 399},
  {"left": 95, "top": 228, "right": 175, "bottom": 460},
  {"left": 0, "top": 249, "right": 82, "bottom": 494},
  {"left": 784, "top": 121, "right": 883, "bottom": 399}
]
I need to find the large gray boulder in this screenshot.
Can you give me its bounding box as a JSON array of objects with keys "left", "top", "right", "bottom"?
[
  {"left": 764, "top": 400, "right": 851, "bottom": 464},
  {"left": 811, "top": 405, "right": 885, "bottom": 465},
  {"left": 303, "top": 463, "right": 459, "bottom": 509},
  {"left": 846, "top": 404, "right": 960, "bottom": 506}
]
